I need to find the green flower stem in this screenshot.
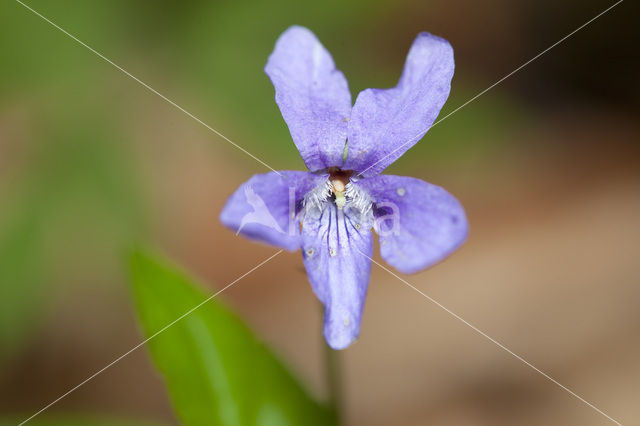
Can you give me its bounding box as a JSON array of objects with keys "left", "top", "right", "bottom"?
[{"left": 325, "top": 318, "right": 343, "bottom": 425}]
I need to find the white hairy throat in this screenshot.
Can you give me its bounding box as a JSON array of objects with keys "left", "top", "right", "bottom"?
[{"left": 303, "top": 168, "right": 373, "bottom": 218}]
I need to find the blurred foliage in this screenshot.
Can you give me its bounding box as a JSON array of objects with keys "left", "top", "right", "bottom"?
[
  {"left": 0, "top": 1, "right": 144, "bottom": 359},
  {"left": 0, "top": 415, "right": 163, "bottom": 426},
  {"left": 0, "top": 98, "right": 143, "bottom": 360},
  {"left": 0, "top": 206, "right": 44, "bottom": 361},
  {"left": 130, "top": 249, "right": 334, "bottom": 426}
]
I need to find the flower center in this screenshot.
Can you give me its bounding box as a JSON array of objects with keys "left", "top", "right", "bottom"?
[
  {"left": 302, "top": 168, "right": 372, "bottom": 218},
  {"left": 328, "top": 167, "right": 352, "bottom": 209},
  {"left": 328, "top": 167, "right": 352, "bottom": 193}
]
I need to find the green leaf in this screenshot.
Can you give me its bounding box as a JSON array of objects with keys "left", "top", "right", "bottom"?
[{"left": 129, "top": 249, "right": 334, "bottom": 426}]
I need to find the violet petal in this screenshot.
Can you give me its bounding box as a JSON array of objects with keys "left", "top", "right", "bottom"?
[
  {"left": 345, "top": 33, "right": 454, "bottom": 177},
  {"left": 356, "top": 174, "right": 467, "bottom": 273},
  {"left": 265, "top": 26, "right": 352, "bottom": 171},
  {"left": 220, "top": 171, "right": 325, "bottom": 251},
  {"left": 301, "top": 202, "right": 373, "bottom": 349}
]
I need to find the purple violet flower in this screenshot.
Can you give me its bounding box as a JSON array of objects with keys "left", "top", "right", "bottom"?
[{"left": 220, "top": 26, "right": 468, "bottom": 349}]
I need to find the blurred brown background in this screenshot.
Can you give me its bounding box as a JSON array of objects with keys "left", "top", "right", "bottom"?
[{"left": 1, "top": 0, "right": 639, "bottom": 425}]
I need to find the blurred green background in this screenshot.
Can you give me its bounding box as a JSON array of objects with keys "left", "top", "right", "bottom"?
[{"left": 1, "top": 0, "right": 638, "bottom": 425}]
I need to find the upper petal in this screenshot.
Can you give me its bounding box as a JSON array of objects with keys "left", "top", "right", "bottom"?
[
  {"left": 220, "top": 171, "right": 325, "bottom": 251},
  {"left": 356, "top": 175, "right": 467, "bottom": 274},
  {"left": 345, "top": 33, "right": 454, "bottom": 177},
  {"left": 301, "top": 202, "right": 373, "bottom": 349},
  {"left": 265, "top": 26, "right": 352, "bottom": 172}
]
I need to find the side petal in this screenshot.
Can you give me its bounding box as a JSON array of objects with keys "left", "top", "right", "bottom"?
[
  {"left": 302, "top": 202, "right": 373, "bottom": 349},
  {"left": 356, "top": 175, "right": 467, "bottom": 274},
  {"left": 265, "top": 26, "right": 352, "bottom": 172},
  {"left": 345, "top": 33, "right": 454, "bottom": 177},
  {"left": 220, "top": 171, "right": 325, "bottom": 251}
]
